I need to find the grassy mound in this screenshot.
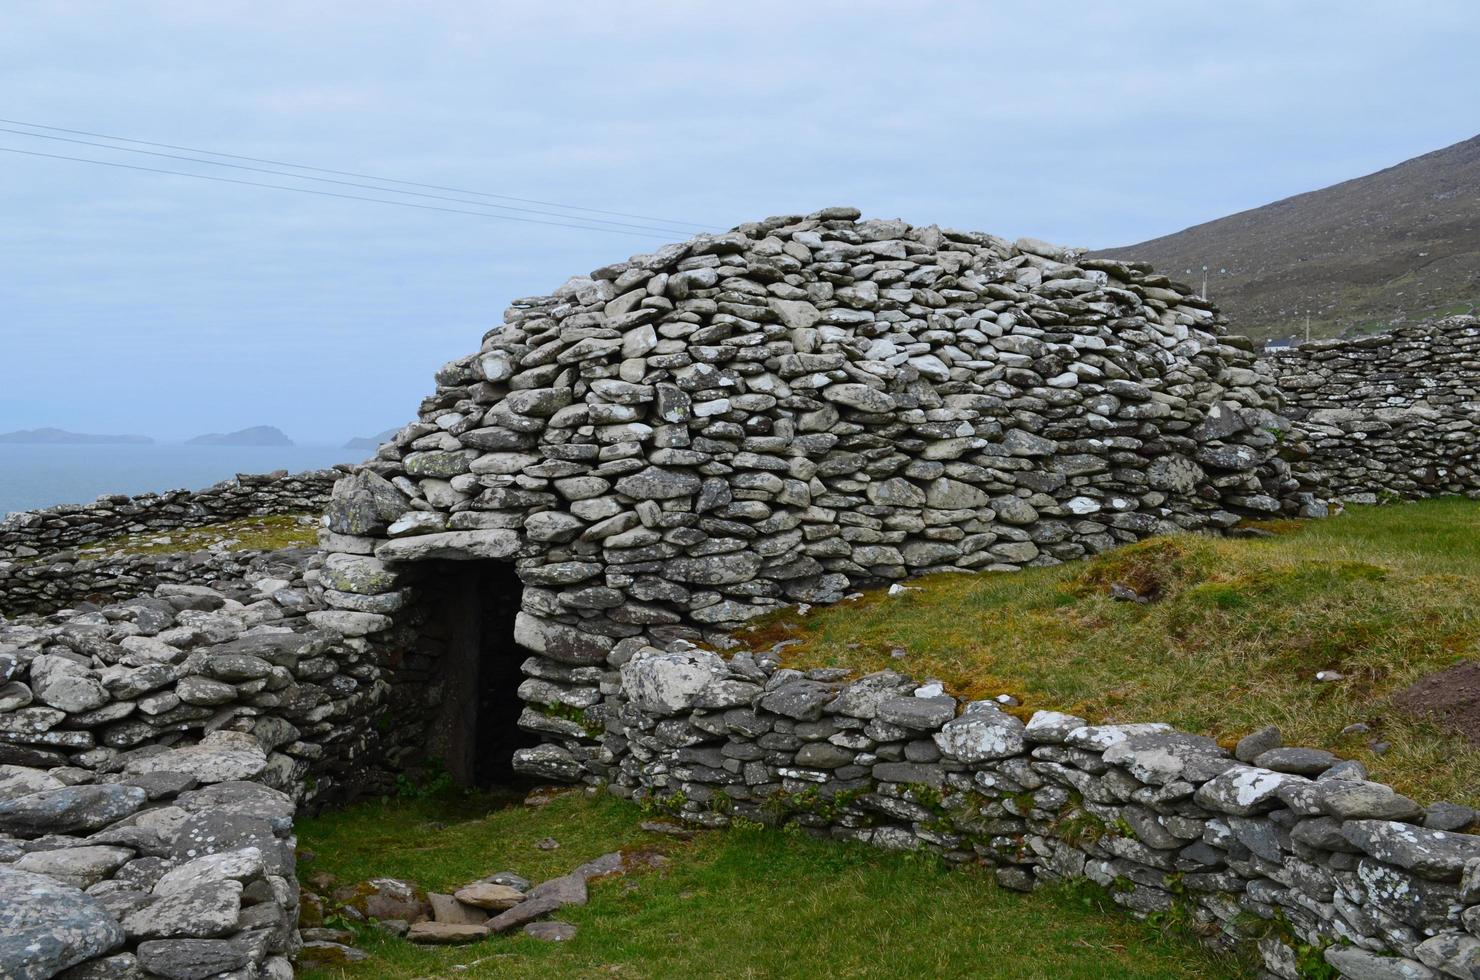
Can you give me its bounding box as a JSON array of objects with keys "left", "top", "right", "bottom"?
[
  {"left": 296, "top": 791, "right": 1250, "bottom": 979},
  {"left": 736, "top": 499, "right": 1480, "bottom": 808}
]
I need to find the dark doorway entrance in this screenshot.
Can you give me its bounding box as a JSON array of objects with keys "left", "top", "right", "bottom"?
[{"left": 430, "top": 559, "right": 539, "bottom": 787}]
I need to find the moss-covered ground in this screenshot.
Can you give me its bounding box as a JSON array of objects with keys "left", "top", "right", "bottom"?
[
  {"left": 736, "top": 498, "right": 1480, "bottom": 808},
  {"left": 70, "top": 513, "right": 318, "bottom": 559},
  {"left": 296, "top": 790, "right": 1253, "bottom": 979}
]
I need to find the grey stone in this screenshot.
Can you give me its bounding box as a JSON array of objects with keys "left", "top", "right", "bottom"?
[
  {"left": 1414, "top": 932, "right": 1480, "bottom": 978},
  {"left": 29, "top": 655, "right": 109, "bottom": 713},
  {"left": 122, "top": 879, "right": 243, "bottom": 939},
  {"left": 1103, "top": 731, "right": 1227, "bottom": 785},
  {"left": 620, "top": 647, "right": 729, "bottom": 716},
  {"left": 123, "top": 733, "right": 267, "bottom": 784},
  {"left": 756, "top": 680, "right": 837, "bottom": 721},
  {"left": 1324, "top": 946, "right": 1439, "bottom": 980},
  {"left": 876, "top": 695, "right": 956, "bottom": 730},
  {"left": 0, "top": 867, "right": 125, "bottom": 980},
  {"left": 1234, "top": 724, "right": 1282, "bottom": 762},
  {"left": 135, "top": 939, "right": 249, "bottom": 980},
  {"left": 54, "top": 953, "right": 141, "bottom": 979},
  {"left": 487, "top": 873, "right": 587, "bottom": 933},
  {"left": 326, "top": 470, "right": 408, "bottom": 536},
  {"left": 1342, "top": 820, "right": 1480, "bottom": 881},
  {"left": 615, "top": 466, "right": 702, "bottom": 500},
  {"left": 14, "top": 845, "right": 134, "bottom": 889},
  {"left": 0, "top": 784, "right": 147, "bottom": 834},
  {"left": 406, "top": 921, "right": 489, "bottom": 944},
  {"left": 1425, "top": 802, "right": 1477, "bottom": 832},
  {"left": 827, "top": 671, "right": 918, "bottom": 720},
  {"left": 1193, "top": 766, "right": 1303, "bottom": 816},
  {"left": 374, "top": 529, "right": 519, "bottom": 562},
  {"left": 1252, "top": 746, "right": 1338, "bottom": 776},
  {"left": 512, "top": 744, "right": 583, "bottom": 781},
  {"left": 933, "top": 709, "right": 1024, "bottom": 762},
  {"left": 1312, "top": 780, "right": 1425, "bottom": 822}
]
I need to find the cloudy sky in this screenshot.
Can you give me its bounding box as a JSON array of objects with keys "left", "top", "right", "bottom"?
[{"left": 2, "top": 1, "right": 1477, "bottom": 443}]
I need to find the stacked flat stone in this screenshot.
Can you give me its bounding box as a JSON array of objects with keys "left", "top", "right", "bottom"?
[
  {"left": 0, "top": 469, "right": 339, "bottom": 561},
  {"left": 0, "top": 752, "right": 299, "bottom": 979},
  {"left": 316, "top": 207, "right": 1317, "bottom": 778},
  {"left": 611, "top": 644, "right": 1480, "bottom": 979},
  {"left": 0, "top": 545, "right": 315, "bottom": 619},
  {"left": 1274, "top": 315, "right": 1479, "bottom": 501},
  {"left": 0, "top": 549, "right": 384, "bottom": 808}
]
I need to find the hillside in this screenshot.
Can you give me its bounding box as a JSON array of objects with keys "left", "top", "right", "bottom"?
[{"left": 1096, "top": 134, "right": 1480, "bottom": 341}]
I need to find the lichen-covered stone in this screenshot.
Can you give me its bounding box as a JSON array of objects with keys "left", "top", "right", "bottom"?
[{"left": 0, "top": 868, "right": 125, "bottom": 979}]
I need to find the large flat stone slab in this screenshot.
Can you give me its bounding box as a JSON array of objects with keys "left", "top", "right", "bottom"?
[
  {"left": 374, "top": 530, "right": 519, "bottom": 562},
  {"left": 0, "top": 867, "right": 125, "bottom": 979}
]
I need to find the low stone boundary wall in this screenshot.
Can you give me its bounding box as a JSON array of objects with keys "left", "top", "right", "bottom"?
[
  {"left": 521, "top": 642, "right": 1480, "bottom": 979},
  {"left": 0, "top": 549, "right": 384, "bottom": 807},
  {"left": 0, "top": 743, "right": 300, "bottom": 979},
  {"left": 0, "top": 548, "right": 408, "bottom": 976},
  {"left": 1273, "top": 316, "right": 1480, "bottom": 501},
  {"left": 0, "top": 547, "right": 316, "bottom": 618},
  {"left": 0, "top": 469, "right": 339, "bottom": 561}
]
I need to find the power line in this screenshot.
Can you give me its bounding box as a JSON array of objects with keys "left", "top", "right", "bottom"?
[
  {"left": 0, "top": 116, "right": 718, "bottom": 233},
  {"left": 0, "top": 145, "right": 676, "bottom": 239},
  {"left": 0, "top": 125, "right": 694, "bottom": 236}
]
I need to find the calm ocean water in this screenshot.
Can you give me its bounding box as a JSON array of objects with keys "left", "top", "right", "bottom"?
[{"left": 0, "top": 444, "right": 367, "bottom": 517}]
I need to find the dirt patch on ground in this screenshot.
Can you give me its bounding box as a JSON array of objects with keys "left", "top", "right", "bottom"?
[{"left": 1391, "top": 660, "right": 1480, "bottom": 745}]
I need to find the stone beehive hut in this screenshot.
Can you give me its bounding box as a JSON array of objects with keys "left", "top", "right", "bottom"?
[{"left": 315, "top": 207, "right": 1313, "bottom": 786}]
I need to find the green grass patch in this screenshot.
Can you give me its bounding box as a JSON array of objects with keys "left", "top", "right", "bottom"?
[
  {"left": 296, "top": 791, "right": 1252, "bottom": 979},
  {"left": 735, "top": 499, "right": 1480, "bottom": 807},
  {"left": 69, "top": 513, "right": 318, "bottom": 559}
]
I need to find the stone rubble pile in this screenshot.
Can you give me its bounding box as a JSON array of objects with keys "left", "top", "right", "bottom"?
[
  {"left": 1273, "top": 315, "right": 1480, "bottom": 501},
  {"left": 606, "top": 642, "right": 1480, "bottom": 980},
  {"left": 0, "top": 470, "right": 338, "bottom": 562},
  {"left": 294, "top": 824, "right": 664, "bottom": 967},
  {"left": 0, "top": 751, "right": 300, "bottom": 979}
]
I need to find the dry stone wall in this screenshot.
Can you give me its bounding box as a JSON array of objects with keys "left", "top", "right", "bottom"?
[
  {"left": 0, "top": 547, "right": 395, "bottom": 977},
  {"left": 0, "top": 470, "right": 338, "bottom": 561},
  {"left": 0, "top": 549, "right": 383, "bottom": 807},
  {"left": 316, "top": 207, "right": 1323, "bottom": 782},
  {"left": 0, "top": 756, "right": 300, "bottom": 979},
  {"left": 1273, "top": 315, "right": 1480, "bottom": 501},
  {"left": 604, "top": 642, "right": 1480, "bottom": 980},
  {"left": 0, "top": 546, "right": 312, "bottom": 619}
]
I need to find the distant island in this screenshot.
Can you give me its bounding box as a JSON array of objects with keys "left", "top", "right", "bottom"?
[
  {"left": 0, "top": 427, "right": 154, "bottom": 445},
  {"left": 186, "top": 425, "right": 295, "bottom": 447},
  {"left": 342, "top": 427, "right": 399, "bottom": 451}
]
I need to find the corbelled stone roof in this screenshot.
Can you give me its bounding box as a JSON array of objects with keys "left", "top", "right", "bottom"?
[{"left": 319, "top": 205, "right": 1312, "bottom": 648}]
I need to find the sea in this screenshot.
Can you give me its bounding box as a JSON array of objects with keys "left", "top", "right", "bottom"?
[{"left": 0, "top": 444, "right": 368, "bottom": 518}]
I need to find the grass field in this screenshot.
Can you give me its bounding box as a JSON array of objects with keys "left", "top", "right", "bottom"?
[
  {"left": 735, "top": 498, "right": 1480, "bottom": 808},
  {"left": 295, "top": 790, "right": 1253, "bottom": 980}
]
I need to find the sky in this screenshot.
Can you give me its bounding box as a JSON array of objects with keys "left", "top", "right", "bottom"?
[{"left": 1, "top": 1, "right": 1477, "bottom": 444}]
